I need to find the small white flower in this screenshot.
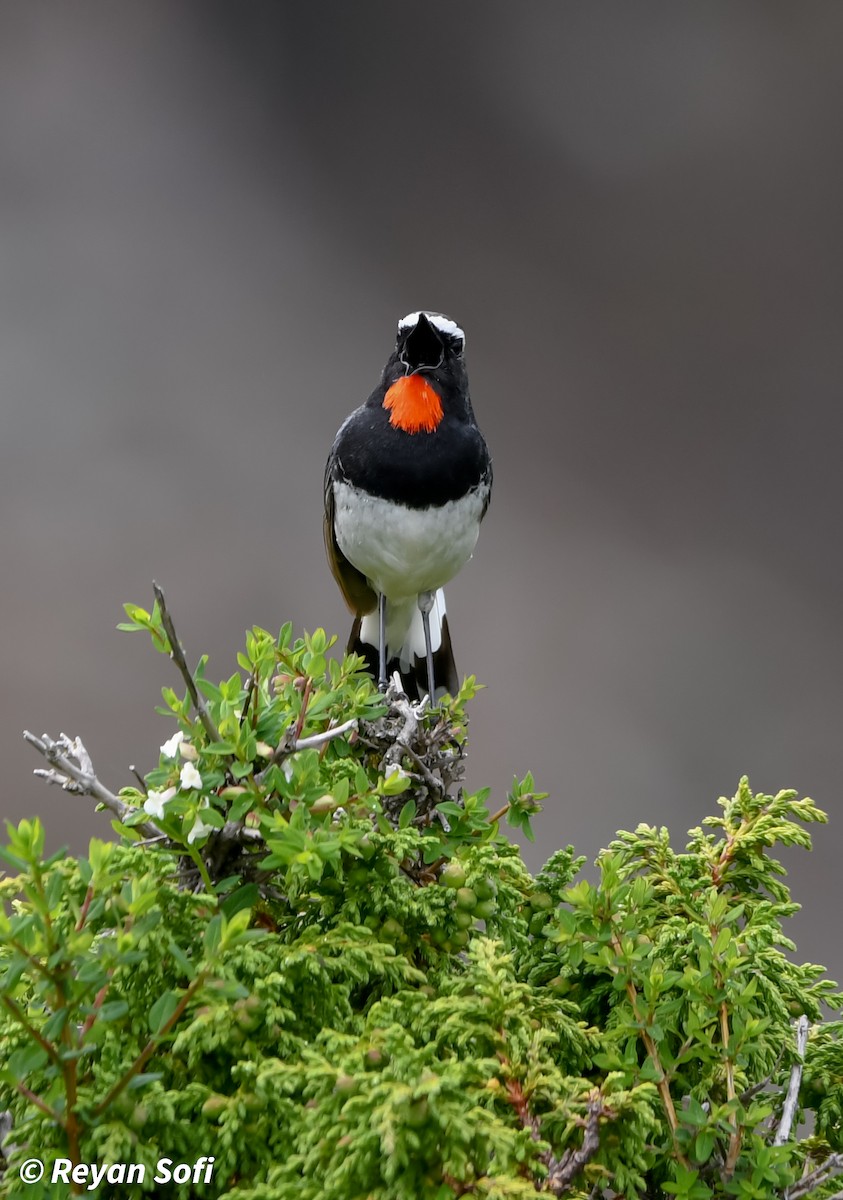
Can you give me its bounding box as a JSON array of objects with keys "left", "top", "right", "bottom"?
[
  {"left": 187, "top": 803, "right": 213, "bottom": 845},
  {"left": 179, "top": 762, "right": 203, "bottom": 791},
  {"left": 282, "top": 760, "right": 294, "bottom": 782},
  {"left": 143, "top": 786, "right": 176, "bottom": 820},
  {"left": 384, "top": 763, "right": 407, "bottom": 781},
  {"left": 160, "top": 731, "right": 185, "bottom": 759}
]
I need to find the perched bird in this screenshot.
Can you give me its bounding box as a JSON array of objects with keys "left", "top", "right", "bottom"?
[{"left": 324, "top": 311, "right": 492, "bottom": 701}]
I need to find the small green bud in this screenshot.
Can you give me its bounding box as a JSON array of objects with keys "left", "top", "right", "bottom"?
[
  {"left": 474, "top": 877, "right": 497, "bottom": 901},
  {"left": 405, "top": 1098, "right": 429, "bottom": 1128},
  {"left": 310, "top": 795, "right": 338, "bottom": 816},
  {"left": 202, "top": 1095, "right": 228, "bottom": 1118},
  {"left": 439, "top": 862, "right": 467, "bottom": 889},
  {"left": 234, "top": 996, "right": 261, "bottom": 1030},
  {"left": 130, "top": 1104, "right": 148, "bottom": 1130}
]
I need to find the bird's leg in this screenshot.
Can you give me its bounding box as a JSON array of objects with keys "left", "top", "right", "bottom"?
[
  {"left": 418, "top": 590, "right": 436, "bottom": 703},
  {"left": 378, "top": 592, "right": 387, "bottom": 691}
]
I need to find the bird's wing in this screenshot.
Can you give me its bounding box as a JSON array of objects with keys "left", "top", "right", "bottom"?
[
  {"left": 479, "top": 446, "right": 493, "bottom": 521},
  {"left": 323, "top": 448, "right": 378, "bottom": 617}
]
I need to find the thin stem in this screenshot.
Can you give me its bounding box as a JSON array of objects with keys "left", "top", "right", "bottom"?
[
  {"left": 129, "top": 765, "right": 148, "bottom": 794},
  {"left": 1, "top": 994, "right": 60, "bottom": 1064},
  {"left": 75, "top": 884, "right": 94, "bottom": 933},
  {"left": 239, "top": 671, "right": 257, "bottom": 729},
  {"left": 186, "top": 845, "right": 216, "bottom": 895},
  {"left": 609, "top": 931, "right": 686, "bottom": 1163},
  {"left": 293, "top": 676, "right": 313, "bottom": 742},
  {"left": 92, "top": 972, "right": 208, "bottom": 1117},
  {"left": 720, "top": 1000, "right": 740, "bottom": 1173},
  {"left": 153, "top": 582, "right": 220, "bottom": 745},
  {"left": 15, "top": 1081, "right": 61, "bottom": 1122},
  {"left": 80, "top": 982, "right": 111, "bottom": 1039}
]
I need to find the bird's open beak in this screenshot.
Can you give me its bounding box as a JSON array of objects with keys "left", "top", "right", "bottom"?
[{"left": 400, "top": 313, "right": 444, "bottom": 372}]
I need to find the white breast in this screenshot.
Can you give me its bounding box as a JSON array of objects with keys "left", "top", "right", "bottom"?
[{"left": 332, "top": 481, "right": 488, "bottom": 600}]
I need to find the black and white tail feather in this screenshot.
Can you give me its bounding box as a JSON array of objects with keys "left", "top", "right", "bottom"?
[{"left": 348, "top": 589, "right": 458, "bottom": 703}]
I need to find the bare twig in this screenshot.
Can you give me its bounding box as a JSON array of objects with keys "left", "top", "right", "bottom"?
[
  {"left": 395, "top": 743, "right": 443, "bottom": 796},
  {"left": 260, "top": 724, "right": 299, "bottom": 773},
  {"left": 775, "top": 1015, "right": 810, "bottom": 1146},
  {"left": 239, "top": 671, "right": 256, "bottom": 729},
  {"left": 23, "top": 732, "right": 157, "bottom": 839},
  {"left": 253, "top": 718, "right": 359, "bottom": 786},
  {"left": 545, "top": 1091, "right": 605, "bottom": 1195},
  {"left": 787, "top": 1153, "right": 843, "bottom": 1199},
  {"left": 129, "top": 765, "right": 148, "bottom": 794},
  {"left": 739, "top": 1045, "right": 785, "bottom": 1104},
  {"left": 499, "top": 1050, "right": 607, "bottom": 1196},
  {"left": 295, "top": 718, "right": 359, "bottom": 750},
  {"left": 381, "top": 677, "right": 429, "bottom": 771},
  {"left": 0, "top": 1107, "right": 13, "bottom": 1159},
  {"left": 152, "top": 581, "right": 220, "bottom": 745}
]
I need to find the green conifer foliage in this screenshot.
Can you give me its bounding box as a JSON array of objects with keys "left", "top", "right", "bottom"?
[{"left": 2, "top": 599, "right": 842, "bottom": 1198}]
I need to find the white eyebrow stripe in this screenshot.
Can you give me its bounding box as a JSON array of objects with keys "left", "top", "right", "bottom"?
[{"left": 397, "top": 311, "right": 465, "bottom": 343}]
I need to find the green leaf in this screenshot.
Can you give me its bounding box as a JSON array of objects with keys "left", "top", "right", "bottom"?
[
  {"left": 398, "top": 799, "right": 417, "bottom": 829},
  {"left": 693, "top": 1130, "right": 715, "bottom": 1163},
  {"left": 205, "top": 741, "right": 237, "bottom": 755},
  {"left": 7, "top": 1045, "right": 50, "bottom": 1080},
  {"left": 93, "top": 1000, "right": 130, "bottom": 1023},
  {"left": 221, "top": 883, "right": 260, "bottom": 919},
  {"left": 203, "top": 914, "right": 224, "bottom": 957},
  {"left": 148, "top": 990, "right": 179, "bottom": 1034},
  {"left": 127, "top": 1072, "right": 164, "bottom": 1091}
]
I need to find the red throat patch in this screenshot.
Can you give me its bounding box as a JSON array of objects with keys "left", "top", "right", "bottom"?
[{"left": 383, "top": 375, "right": 443, "bottom": 434}]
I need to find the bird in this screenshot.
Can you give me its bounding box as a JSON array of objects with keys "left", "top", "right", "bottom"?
[{"left": 324, "top": 310, "right": 492, "bottom": 702}]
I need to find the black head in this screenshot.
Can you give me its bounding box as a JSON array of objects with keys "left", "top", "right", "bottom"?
[
  {"left": 396, "top": 310, "right": 466, "bottom": 373},
  {"left": 379, "top": 310, "right": 470, "bottom": 417}
]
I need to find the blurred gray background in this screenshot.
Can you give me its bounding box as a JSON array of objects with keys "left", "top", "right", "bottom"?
[{"left": 2, "top": 4, "right": 842, "bottom": 978}]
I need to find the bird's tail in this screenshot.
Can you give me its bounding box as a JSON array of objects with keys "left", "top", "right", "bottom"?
[{"left": 348, "top": 588, "right": 459, "bottom": 702}]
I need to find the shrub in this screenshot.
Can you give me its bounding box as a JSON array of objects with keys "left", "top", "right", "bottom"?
[{"left": 2, "top": 592, "right": 842, "bottom": 1198}]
